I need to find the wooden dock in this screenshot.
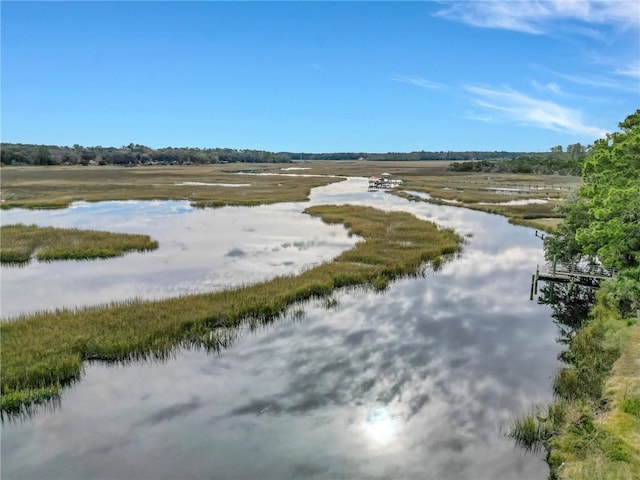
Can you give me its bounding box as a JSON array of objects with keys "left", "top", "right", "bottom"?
[{"left": 530, "top": 261, "right": 618, "bottom": 300}]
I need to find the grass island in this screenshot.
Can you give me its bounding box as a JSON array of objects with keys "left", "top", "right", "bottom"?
[{"left": 0, "top": 224, "right": 159, "bottom": 265}]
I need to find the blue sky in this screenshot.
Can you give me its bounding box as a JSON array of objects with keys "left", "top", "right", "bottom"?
[{"left": 2, "top": 1, "right": 639, "bottom": 152}]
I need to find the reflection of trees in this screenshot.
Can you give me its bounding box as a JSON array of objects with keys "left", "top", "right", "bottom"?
[{"left": 537, "top": 281, "right": 596, "bottom": 343}]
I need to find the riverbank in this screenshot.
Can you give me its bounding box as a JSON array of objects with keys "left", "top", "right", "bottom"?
[
  {"left": 511, "top": 291, "right": 639, "bottom": 479},
  {"left": 0, "top": 204, "right": 461, "bottom": 415},
  {"left": 514, "top": 111, "right": 640, "bottom": 478},
  {"left": 552, "top": 321, "right": 640, "bottom": 479}
]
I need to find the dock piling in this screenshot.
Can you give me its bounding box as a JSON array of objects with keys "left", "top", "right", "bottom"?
[{"left": 530, "top": 274, "right": 536, "bottom": 301}]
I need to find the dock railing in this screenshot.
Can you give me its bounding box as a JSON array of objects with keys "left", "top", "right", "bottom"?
[
  {"left": 539, "top": 261, "right": 619, "bottom": 280},
  {"left": 530, "top": 259, "right": 618, "bottom": 300}
]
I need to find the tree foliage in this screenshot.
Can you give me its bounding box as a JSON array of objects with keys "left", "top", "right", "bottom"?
[
  {"left": 543, "top": 110, "right": 640, "bottom": 317},
  {"left": 0, "top": 144, "right": 292, "bottom": 166},
  {"left": 2, "top": 143, "right": 543, "bottom": 166},
  {"left": 285, "top": 150, "right": 524, "bottom": 162},
  {"left": 577, "top": 111, "right": 640, "bottom": 268},
  {"left": 449, "top": 143, "right": 587, "bottom": 175}
]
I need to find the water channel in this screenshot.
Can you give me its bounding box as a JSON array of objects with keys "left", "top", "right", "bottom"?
[{"left": 1, "top": 177, "right": 560, "bottom": 479}]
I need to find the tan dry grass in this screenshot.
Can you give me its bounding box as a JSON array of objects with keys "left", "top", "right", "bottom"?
[
  {"left": 390, "top": 170, "right": 579, "bottom": 232},
  {"left": 0, "top": 165, "right": 345, "bottom": 209}
]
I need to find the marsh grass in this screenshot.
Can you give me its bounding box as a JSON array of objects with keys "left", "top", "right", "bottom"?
[
  {"left": 585, "top": 324, "right": 640, "bottom": 476},
  {"left": 508, "top": 402, "right": 566, "bottom": 455},
  {"left": 508, "top": 217, "right": 563, "bottom": 232},
  {"left": 552, "top": 317, "right": 623, "bottom": 402},
  {"left": 0, "top": 224, "right": 158, "bottom": 265},
  {"left": 392, "top": 171, "right": 578, "bottom": 232},
  {"left": 2, "top": 163, "right": 577, "bottom": 235},
  {"left": 620, "top": 395, "right": 640, "bottom": 417},
  {"left": 2, "top": 164, "right": 577, "bottom": 231},
  {"left": 0, "top": 165, "right": 344, "bottom": 209},
  {"left": 0, "top": 205, "right": 461, "bottom": 415}
]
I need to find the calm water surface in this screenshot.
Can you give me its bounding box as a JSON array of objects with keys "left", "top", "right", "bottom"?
[
  {"left": 1, "top": 177, "right": 560, "bottom": 479},
  {"left": 1, "top": 197, "right": 357, "bottom": 318}
]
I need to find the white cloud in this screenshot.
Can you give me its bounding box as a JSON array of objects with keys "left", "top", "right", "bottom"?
[
  {"left": 614, "top": 61, "right": 640, "bottom": 79},
  {"left": 531, "top": 80, "right": 563, "bottom": 94},
  {"left": 465, "top": 85, "right": 607, "bottom": 138},
  {"left": 455, "top": 112, "right": 492, "bottom": 123},
  {"left": 552, "top": 70, "right": 634, "bottom": 90},
  {"left": 546, "top": 82, "right": 562, "bottom": 94},
  {"left": 434, "top": 1, "right": 640, "bottom": 35},
  {"left": 392, "top": 75, "right": 444, "bottom": 89}
]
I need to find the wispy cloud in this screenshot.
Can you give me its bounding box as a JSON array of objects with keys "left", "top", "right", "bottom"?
[
  {"left": 531, "top": 80, "right": 562, "bottom": 94},
  {"left": 455, "top": 112, "right": 492, "bottom": 123},
  {"left": 551, "top": 70, "right": 635, "bottom": 91},
  {"left": 614, "top": 61, "right": 640, "bottom": 79},
  {"left": 465, "top": 85, "right": 607, "bottom": 138},
  {"left": 546, "top": 82, "right": 562, "bottom": 94},
  {"left": 392, "top": 75, "right": 444, "bottom": 89},
  {"left": 434, "top": 1, "right": 640, "bottom": 35}
]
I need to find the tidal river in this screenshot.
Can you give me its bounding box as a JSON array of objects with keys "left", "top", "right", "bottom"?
[{"left": 1, "top": 177, "right": 560, "bottom": 479}]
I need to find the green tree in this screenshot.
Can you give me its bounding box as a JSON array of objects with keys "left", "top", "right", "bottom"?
[
  {"left": 37, "top": 147, "right": 52, "bottom": 165},
  {"left": 566, "top": 143, "right": 585, "bottom": 159},
  {"left": 577, "top": 110, "right": 640, "bottom": 268},
  {"left": 544, "top": 194, "right": 589, "bottom": 264},
  {"left": 544, "top": 110, "right": 640, "bottom": 269}
]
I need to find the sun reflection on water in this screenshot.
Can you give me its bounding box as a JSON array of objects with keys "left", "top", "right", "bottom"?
[{"left": 362, "top": 406, "right": 400, "bottom": 447}]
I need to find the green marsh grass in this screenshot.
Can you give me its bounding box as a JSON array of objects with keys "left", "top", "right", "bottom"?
[
  {"left": 0, "top": 224, "right": 158, "bottom": 265},
  {"left": 508, "top": 402, "right": 566, "bottom": 455},
  {"left": 0, "top": 205, "right": 461, "bottom": 415}
]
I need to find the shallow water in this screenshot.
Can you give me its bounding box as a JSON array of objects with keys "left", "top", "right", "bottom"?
[
  {"left": 1, "top": 177, "right": 559, "bottom": 479},
  {"left": 1, "top": 198, "right": 357, "bottom": 318}
]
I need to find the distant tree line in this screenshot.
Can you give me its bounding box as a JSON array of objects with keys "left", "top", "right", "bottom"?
[
  {"left": 281, "top": 150, "right": 525, "bottom": 161},
  {"left": 448, "top": 143, "right": 588, "bottom": 175},
  {"left": 0, "top": 143, "right": 292, "bottom": 166},
  {"left": 1, "top": 142, "right": 588, "bottom": 170},
  {"left": 2, "top": 143, "right": 540, "bottom": 166}
]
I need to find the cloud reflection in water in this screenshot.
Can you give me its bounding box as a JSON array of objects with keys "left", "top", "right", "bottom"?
[
  {"left": 0, "top": 201, "right": 358, "bottom": 318},
  {"left": 1, "top": 178, "right": 560, "bottom": 479}
]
